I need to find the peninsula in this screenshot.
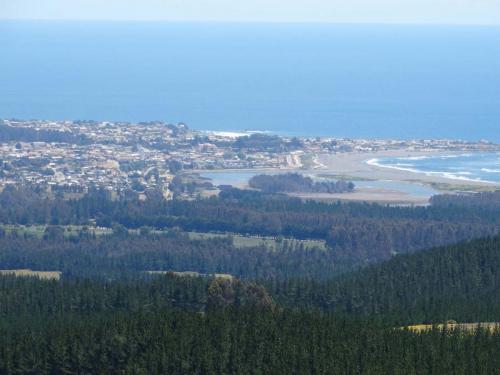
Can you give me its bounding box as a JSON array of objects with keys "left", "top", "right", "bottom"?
[{"left": 1, "top": 119, "right": 499, "bottom": 204}]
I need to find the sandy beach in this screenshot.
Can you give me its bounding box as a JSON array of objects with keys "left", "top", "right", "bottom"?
[
  {"left": 309, "top": 150, "right": 499, "bottom": 204},
  {"left": 315, "top": 150, "right": 499, "bottom": 186},
  {"left": 200, "top": 150, "right": 500, "bottom": 205}
]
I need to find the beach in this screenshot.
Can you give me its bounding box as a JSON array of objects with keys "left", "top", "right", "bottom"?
[
  {"left": 315, "top": 150, "right": 499, "bottom": 186},
  {"left": 310, "top": 150, "right": 499, "bottom": 204},
  {"left": 201, "top": 150, "right": 500, "bottom": 205}
]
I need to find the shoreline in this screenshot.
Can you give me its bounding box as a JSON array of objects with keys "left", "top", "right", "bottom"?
[
  {"left": 310, "top": 150, "right": 499, "bottom": 203},
  {"left": 315, "top": 150, "right": 500, "bottom": 187},
  {"left": 365, "top": 153, "right": 500, "bottom": 185},
  {"left": 198, "top": 149, "right": 500, "bottom": 204}
]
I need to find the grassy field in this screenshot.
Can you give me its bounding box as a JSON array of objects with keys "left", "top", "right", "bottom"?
[
  {"left": 187, "top": 231, "right": 327, "bottom": 251},
  {"left": 0, "top": 224, "right": 112, "bottom": 238},
  {"left": 404, "top": 322, "right": 500, "bottom": 333},
  {"left": 0, "top": 225, "right": 327, "bottom": 251},
  {"left": 146, "top": 270, "right": 233, "bottom": 280},
  {"left": 299, "top": 154, "right": 316, "bottom": 169},
  {"left": 316, "top": 173, "right": 375, "bottom": 182},
  {"left": 0, "top": 269, "right": 61, "bottom": 280},
  {"left": 424, "top": 181, "right": 499, "bottom": 193}
]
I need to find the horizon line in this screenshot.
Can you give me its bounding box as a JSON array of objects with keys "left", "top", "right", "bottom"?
[{"left": 1, "top": 18, "right": 500, "bottom": 27}]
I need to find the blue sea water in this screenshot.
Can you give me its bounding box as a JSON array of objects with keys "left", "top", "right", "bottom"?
[
  {"left": 370, "top": 152, "right": 500, "bottom": 184},
  {"left": 1, "top": 21, "right": 500, "bottom": 141}
]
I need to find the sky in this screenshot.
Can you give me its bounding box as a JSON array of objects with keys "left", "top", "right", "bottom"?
[{"left": 1, "top": 0, "right": 500, "bottom": 25}]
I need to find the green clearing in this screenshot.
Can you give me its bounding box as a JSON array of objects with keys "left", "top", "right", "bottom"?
[
  {"left": 187, "top": 231, "right": 327, "bottom": 251},
  {"left": 0, "top": 269, "right": 61, "bottom": 280},
  {"left": 426, "top": 182, "right": 499, "bottom": 193},
  {"left": 146, "top": 270, "right": 233, "bottom": 280},
  {"left": 299, "top": 154, "right": 316, "bottom": 169},
  {"left": 316, "top": 173, "right": 375, "bottom": 182},
  {"left": 0, "top": 225, "right": 327, "bottom": 251},
  {"left": 0, "top": 224, "right": 111, "bottom": 238},
  {"left": 404, "top": 322, "right": 500, "bottom": 333}
]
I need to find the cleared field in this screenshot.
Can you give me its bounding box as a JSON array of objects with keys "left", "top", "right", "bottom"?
[
  {"left": 427, "top": 182, "right": 499, "bottom": 192},
  {"left": 316, "top": 173, "right": 375, "bottom": 182},
  {"left": 0, "top": 269, "right": 61, "bottom": 280},
  {"left": 187, "top": 231, "right": 327, "bottom": 251},
  {"left": 404, "top": 322, "right": 500, "bottom": 333},
  {"left": 0, "top": 224, "right": 112, "bottom": 238},
  {"left": 0, "top": 225, "right": 327, "bottom": 251},
  {"left": 146, "top": 270, "right": 233, "bottom": 280},
  {"left": 1, "top": 225, "right": 46, "bottom": 237}
]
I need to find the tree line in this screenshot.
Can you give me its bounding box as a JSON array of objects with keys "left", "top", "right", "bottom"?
[
  {"left": 266, "top": 236, "right": 500, "bottom": 324},
  {"left": 0, "top": 232, "right": 344, "bottom": 279},
  {"left": 0, "top": 185, "right": 498, "bottom": 267},
  {"left": 0, "top": 122, "right": 89, "bottom": 144},
  {"left": 1, "top": 273, "right": 500, "bottom": 374},
  {"left": 1, "top": 236, "right": 499, "bottom": 323},
  {"left": 248, "top": 172, "right": 355, "bottom": 193}
]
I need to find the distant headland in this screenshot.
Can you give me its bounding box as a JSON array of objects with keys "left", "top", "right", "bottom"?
[{"left": 1, "top": 119, "right": 499, "bottom": 205}]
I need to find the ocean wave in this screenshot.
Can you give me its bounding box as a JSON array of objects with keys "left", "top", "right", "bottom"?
[
  {"left": 404, "top": 156, "right": 430, "bottom": 161},
  {"left": 395, "top": 153, "right": 474, "bottom": 162},
  {"left": 207, "top": 130, "right": 270, "bottom": 138},
  {"left": 365, "top": 158, "right": 380, "bottom": 166},
  {"left": 208, "top": 131, "right": 249, "bottom": 138},
  {"left": 482, "top": 168, "right": 500, "bottom": 173},
  {"left": 366, "top": 160, "right": 427, "bottom": 175},
  {"left": 438, "top": 154, "right": 472, "bottom": 159},
  {"left": 394, "top": 163, "right": 414, "bottom": 167},
  {"left": 365, "top": 158, "right": 498, "bottom": 184},
  {"left": 420, "top": 171, "right": 489, "bottom": 183}
]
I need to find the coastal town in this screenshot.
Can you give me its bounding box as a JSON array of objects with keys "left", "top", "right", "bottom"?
[{"left": 1, "top": 119, "right": 499, "bottom": 200}]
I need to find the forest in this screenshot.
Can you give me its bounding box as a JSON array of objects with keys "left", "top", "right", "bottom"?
[
  {"left": 3, "top": 305, "right": 499, "bottom": 375},
  {"left": 267, "top": 236, "right": 500, "bottom": 324},
  {"left": 0, "top": 122, "right": 89, "bottom": 144},
  {"left": 0, "top": 232, "right": 344, "bottom": 279},
  {"left": 1, "top": 236, "right": 500, "bottom": 374},
  {"left": 1, "top": 185, "right": 500, "bottom": 373},
  {"left": 0, "top": 185, "right": 499, "bottom": 267},
  {"left": 248, "top": 172, "right": 355, "bottom": 193}
]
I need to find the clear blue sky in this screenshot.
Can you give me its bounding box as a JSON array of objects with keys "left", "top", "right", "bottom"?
[{"left": 1, "top": 0, "right": 500, "bottom": 25}]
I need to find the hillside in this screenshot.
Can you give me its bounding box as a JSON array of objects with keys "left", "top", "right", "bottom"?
[
  {"left": 269, "top": 236, "right": 500, "bottom": 323},
  {"left": 1, "top": 186, "right": 499, "bottom": 271}
]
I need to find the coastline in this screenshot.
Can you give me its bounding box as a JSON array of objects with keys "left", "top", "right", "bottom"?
[
  {"left": 315, "top": 150, "right": 500, "bottom": 188},
  {"left": 199, "top": 149, "right": 500, "bottom": 205},
  {"left": 309, "top": 150, "right": 499, "bottom": 203},
  {"left": 365, "top": 154, "right": 499, "bottom": 185}
]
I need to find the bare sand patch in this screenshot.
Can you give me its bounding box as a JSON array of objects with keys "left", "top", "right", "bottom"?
[{"left": 316, "top": 150, "right": 498, "bottom": 188}]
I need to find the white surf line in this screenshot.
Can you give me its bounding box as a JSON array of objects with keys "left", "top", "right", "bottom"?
[{"left": 365, "top": 158, "right": 499, "bottom": 185}]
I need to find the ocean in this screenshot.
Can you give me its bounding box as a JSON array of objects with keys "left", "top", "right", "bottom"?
[
  {"left": 1, "top": 21, "right": 500, "bottom": 142},
  {"left": 369, "top": 152, "right": 500, "bottom": 184}
]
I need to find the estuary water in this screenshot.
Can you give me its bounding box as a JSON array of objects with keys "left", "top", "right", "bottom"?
[
  {"left": 1, "top": 21, "right": 500, "bottom": 142},
  {"left": 200, "top": 171, "right": 439, "bottom": 197}
]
